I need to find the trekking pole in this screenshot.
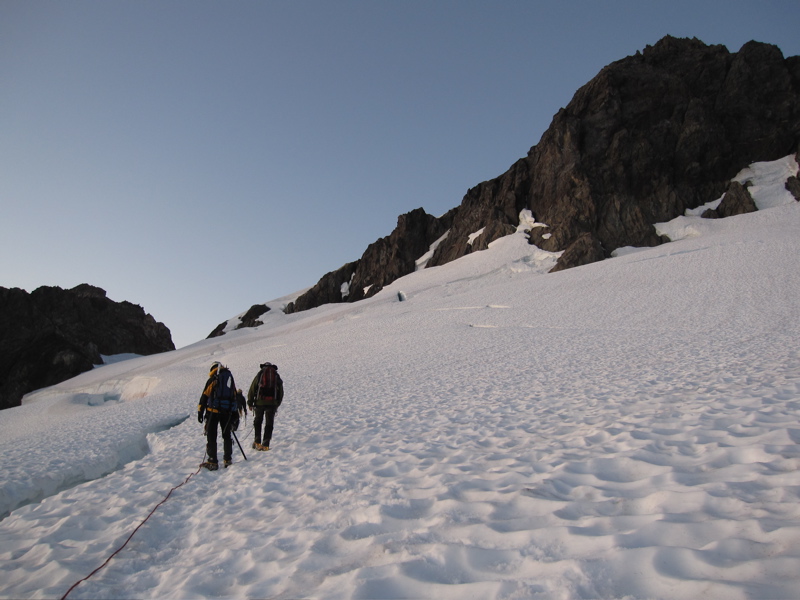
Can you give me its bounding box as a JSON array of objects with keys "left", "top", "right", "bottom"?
[
  {"left": 224, "top": 409, "right": 247, "bottom": 461},
  {"left": 232, "top": 429, "right": 247, "bottom": 461}
]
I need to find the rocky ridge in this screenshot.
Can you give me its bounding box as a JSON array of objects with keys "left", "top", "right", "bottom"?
[
  {"left": 217, "top": 36, "right": 800, "bottom": 330},
  {"left": 0, "top": 284, "right": 174, "bottom": 410}
]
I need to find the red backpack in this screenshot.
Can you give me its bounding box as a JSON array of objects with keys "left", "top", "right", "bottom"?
[{"left": 257, "top": 364, "right": 279, "bottom": 402}]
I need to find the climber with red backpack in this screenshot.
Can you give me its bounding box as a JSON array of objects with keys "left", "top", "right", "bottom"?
[
  {"left": 247, "top": 362, "right": 284, "bottom": 451},
  {"left": 198, "top": 362, "right": 246, "bottom": 470}
]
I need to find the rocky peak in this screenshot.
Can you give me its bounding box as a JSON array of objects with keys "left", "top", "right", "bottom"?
[
  {"left": 271, "top": 37, "right": 800, "bottom": 319},
  {"left": 0, "top": 285, "right": 174, "bottom": 410},
  {"left": 432, "top": 36, "right": 799, "bottom": 272},
  {"left": 70, "top": 284, "right": 108, "bottom": 299}
]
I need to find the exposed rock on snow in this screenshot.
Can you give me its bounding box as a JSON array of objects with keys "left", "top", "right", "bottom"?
[{"left": 701, "top": 181, "right": 758, "bottom": 219}]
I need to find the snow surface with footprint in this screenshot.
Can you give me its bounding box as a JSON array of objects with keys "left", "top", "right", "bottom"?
[{"left": 2, "top": 156, "right": 800, "bottom": 599}]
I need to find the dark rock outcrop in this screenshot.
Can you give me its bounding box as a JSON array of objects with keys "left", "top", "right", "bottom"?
[
  {"left": 787, "top": 176, "right": 800, "bottom": 202},
  {"left": 207, "top": 321, "right": 228, "bottom": 339},
  {"left": 238, "top": 304, "right": 270, "bottom": 329},
  {"left": 286, "top": 261, "right": 359, "bottom": 314},
  {"left": 346, "top": 208, "right": 456, "bottom": 303},
  {"left": 702, "top": 181, "right": 758, "bottom": 219},
  {"left": 207, "top": 303, "right": 271, "bottom": 338},
  {"left": 277, "top": 37, "right": 798, "bottom": 315},
  {"left": 286, "top": 208, "right": 454, "bottom": 313},
  {"left": 550, "top": 232, "right": 607, "bottom": 273},
  {"left": 0, "top": 285, "right": 174, "bottom": 410}
]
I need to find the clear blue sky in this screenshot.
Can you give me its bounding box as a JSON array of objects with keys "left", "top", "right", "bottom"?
[{"left": 2, "top": 1, "right": 799, "bottom": 348}]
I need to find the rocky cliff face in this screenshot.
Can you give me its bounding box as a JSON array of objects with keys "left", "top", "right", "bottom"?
[
  {"left": 286, "top": 208, "right": 455, "bottom": 313},
  {"left": 491, "top": 37, "right": 800, "bottom": 270},
  {"left": 283, "top": 37, "right": 800, "bottom": 316},
  {"left": 0, "top": 284, "right": 174, "bottom": 410}
]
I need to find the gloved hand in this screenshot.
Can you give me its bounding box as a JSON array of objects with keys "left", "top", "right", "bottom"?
[{"left": 198, "top": 409, "right": 205, "bottom": 423}]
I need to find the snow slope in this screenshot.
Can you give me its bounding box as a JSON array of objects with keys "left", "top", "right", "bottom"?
[{"left": 1, "top": 156, "right": 800, "bottom": 599}]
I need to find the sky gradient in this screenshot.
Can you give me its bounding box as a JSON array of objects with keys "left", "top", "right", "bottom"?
[{"left": 3, "top": 0, "right": 799, "bottom": 348}]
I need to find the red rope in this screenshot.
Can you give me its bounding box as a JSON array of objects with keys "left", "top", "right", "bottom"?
[{"left": 60, "top": 465, "right": 203, "bottom": 600}]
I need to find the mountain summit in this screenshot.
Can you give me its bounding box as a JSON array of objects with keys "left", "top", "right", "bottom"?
[{"left": 280, "top": 36, "right": 799, "bottom": 316}]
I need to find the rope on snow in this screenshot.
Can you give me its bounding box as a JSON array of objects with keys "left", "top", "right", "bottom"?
[
  {"left": 60, "top": 464, "right": 204, "bottom": 600},
  {"left": 61, "top": 410, "right": 252, "bottom": 599}
]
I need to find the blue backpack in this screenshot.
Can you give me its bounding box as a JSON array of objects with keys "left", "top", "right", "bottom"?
[{"left": 211, "top": 367, "right": 237, "bottom": 412}]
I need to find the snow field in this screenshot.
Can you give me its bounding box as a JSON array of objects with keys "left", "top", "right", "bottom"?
[{"left": 0, "top": 155, "right": 799, "bottom": 598}]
